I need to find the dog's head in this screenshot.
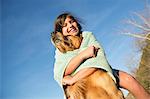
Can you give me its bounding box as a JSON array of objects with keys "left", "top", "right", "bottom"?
[{"left": 51, "top": 31, "right": 82, "bottom": 53}]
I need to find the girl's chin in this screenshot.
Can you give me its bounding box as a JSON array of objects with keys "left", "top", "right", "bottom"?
[
  {"left": 72, "top": 33, "right": 78, "bottom": 36},
  {"left": 72, "top": 31, "right": 79, "bottom": 36}
]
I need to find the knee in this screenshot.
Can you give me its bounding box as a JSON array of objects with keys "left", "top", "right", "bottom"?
[
  {"left": 124, "top": 73, "right": 135, "bottom": 83},
  {"left": 119, "top": 71, "right": 136, "bottom": 86}
]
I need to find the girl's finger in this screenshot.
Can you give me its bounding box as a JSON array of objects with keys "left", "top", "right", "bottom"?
[
  {"left": 94, "top": 47, "right": 100, "bottom": 57},
  {"left": 95, "top": 47, "right": 100, "bottom": 50}
]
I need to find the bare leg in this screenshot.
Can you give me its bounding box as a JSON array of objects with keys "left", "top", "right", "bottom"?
[{"left": 118, "top": 70, "right": 150, "bottom": 99}]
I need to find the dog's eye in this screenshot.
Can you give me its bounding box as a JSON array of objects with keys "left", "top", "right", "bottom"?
[
  {"left": 64, "top": 41, "right": 70, "bottom": 46},
  {"left": 55, "top": 39, "right": 61, "bottom": 44}
]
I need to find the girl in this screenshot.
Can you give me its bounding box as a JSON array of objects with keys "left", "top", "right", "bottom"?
[
  {"left": 51, "top": 12, "right": 150, "bottom": 99},
  {"left": 52, "top": 31, "right": 124, "bottom": 99}
]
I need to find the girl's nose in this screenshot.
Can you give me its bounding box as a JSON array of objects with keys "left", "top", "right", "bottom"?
[
  {"left": 70, "top": 25, "right": 74, "bottom": 29},
  {"left": 68, "top": 23, "right": 73, "bottom": 28}
]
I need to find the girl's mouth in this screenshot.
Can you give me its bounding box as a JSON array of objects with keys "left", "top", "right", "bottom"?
[{"left": 68, "top": 27, "right": 77, "bottom": 33}]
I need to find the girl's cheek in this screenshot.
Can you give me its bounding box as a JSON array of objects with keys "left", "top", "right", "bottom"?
[
  {"left": 62, "top": 28, "right": 67, "bottom": 35},
  {"left": 64, "top": 28, "right": 67, "bottom": 33}
]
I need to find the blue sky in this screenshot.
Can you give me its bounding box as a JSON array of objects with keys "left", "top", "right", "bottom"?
[{"left": 1, "top": 0, "right": 147, "bottom": 99}]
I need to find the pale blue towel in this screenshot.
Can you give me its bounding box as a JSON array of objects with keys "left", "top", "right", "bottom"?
[{"left": 53, "top": 31, "right": 116, "bottom": 98}]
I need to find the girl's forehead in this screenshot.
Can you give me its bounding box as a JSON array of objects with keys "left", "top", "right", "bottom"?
[
  {"left": 64, "top": 16, "right": 75, "bottom": 22},
  {"left": 65, "top": 17, "right": 72, "bottom": 22}
]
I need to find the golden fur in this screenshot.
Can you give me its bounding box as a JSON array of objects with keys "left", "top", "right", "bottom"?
[
  {"left": 64, "top": 69, "right": 124, "bottom": 99},
  {"left": 51, "top": 31, "right": 125, "bottom": 99}
]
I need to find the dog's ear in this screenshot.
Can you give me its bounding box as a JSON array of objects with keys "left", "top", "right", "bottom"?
[
  {"left": 65, "top": 80, "right": 86, "bottom": 99},
  {"left": 55, "top": 42, "right": 67, "bottom": 53},
  {"left": 51, "top": 31, "right": 66, "bottom": 53},
  {"left": 51, "top": 31, "right": 75, "bottom": 53}
]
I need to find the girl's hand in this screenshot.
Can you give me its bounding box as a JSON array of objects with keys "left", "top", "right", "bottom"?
[
  {"left": 80, "top": 46, "right": 99, "bottom": 59},
  {"left": 62, "top": 75, "right": 74, "bottom": 85}
]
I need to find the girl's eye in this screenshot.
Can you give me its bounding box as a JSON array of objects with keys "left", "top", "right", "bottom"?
[{"left": 70, "top": 20, "right": 74, "bottom": 23}]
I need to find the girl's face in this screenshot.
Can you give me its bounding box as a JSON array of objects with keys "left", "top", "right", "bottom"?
[{"left": 62, "top": 17, "right": 79, "bottom": 36}]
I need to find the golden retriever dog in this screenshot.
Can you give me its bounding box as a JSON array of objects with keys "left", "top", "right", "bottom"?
[
  {"left": 51, "top": 32, "right": 125, "bottom": 99},
  {"left": 64, "top": 69, "right": 124, "bottom": 99}
]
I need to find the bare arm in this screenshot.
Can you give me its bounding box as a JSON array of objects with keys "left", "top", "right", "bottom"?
[
  {"left": 64, "top": 52, "right": 85, "bottom": 76},
  {"left": 64, "top": 46, "right": 99, "bottom": 76},
  {"left": 63, "top": 68, "right": 97, "bottom": 85}
]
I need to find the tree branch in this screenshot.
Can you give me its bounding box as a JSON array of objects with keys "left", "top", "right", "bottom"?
[
  {"left": 133, "top": 12, "right": 150, "bottom": 28},
  {"left": 121, "top": 32, "right": 150, "bottom": 41},
  {"left": 127, "top": 19, "right": 150, "bottom": 31}
]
